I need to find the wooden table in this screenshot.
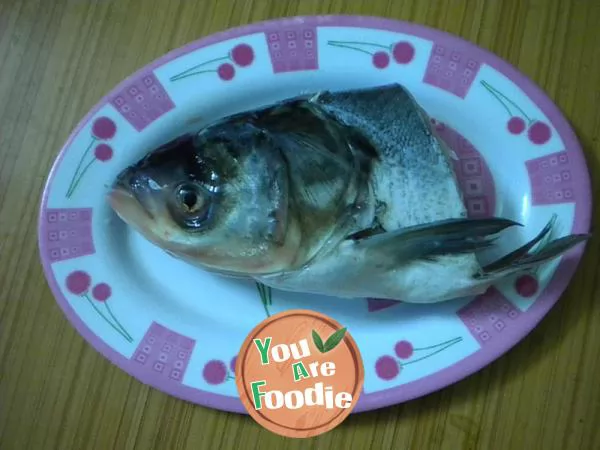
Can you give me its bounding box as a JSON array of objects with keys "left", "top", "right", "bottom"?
[{"left": 1, "top": 1, "right": 598, "bottom": 449}]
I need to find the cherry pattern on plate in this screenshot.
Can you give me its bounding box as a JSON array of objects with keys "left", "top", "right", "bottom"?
[
  {"left": 515, "top": 274, "right": 539, "bottom": 298},
  {"left": 375, "top": 336, "right": 463, "bottom": 381},
  {"left": 43, "top": 208, "right": 95, "bottom": 263},
  {"left": 132, "top": 322, "right": 196, "bottom": 383},
  {"left": 480, "top": 80, "right": 552, "bottom": 145},
  {"left": 202, "top": 356, "right": 238, "bottom": 385},
  {"left": 64, "top": 270, "right": 132, "bottom": 342},
  {"left": 65, "top": 117, "right": 117, "bottom": 199},
  {"left": 327, "top": 40, "right": 415, "bottom": 69},
  {"left": 170, "top": 44, "right": 255, "bottom": 82}
]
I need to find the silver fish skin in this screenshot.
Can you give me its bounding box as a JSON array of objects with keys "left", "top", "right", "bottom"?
[{"left": 108, "top": 83, "right": 589, "bottom": 304}]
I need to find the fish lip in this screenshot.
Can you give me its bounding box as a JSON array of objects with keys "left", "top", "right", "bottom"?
[
  {"left": 107, "top": 187, "right": 154, "bottom": 222},
  {"left": 108, "top": 171, "right": 156, "bottom": 221}
]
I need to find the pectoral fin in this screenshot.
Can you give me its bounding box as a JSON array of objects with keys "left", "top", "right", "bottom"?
[{"left": 354, "top": 217, "right": 521, "bottom": 264}]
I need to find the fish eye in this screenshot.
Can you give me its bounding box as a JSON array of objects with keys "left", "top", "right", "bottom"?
[
  {"left": 177, "top": 184, "right": 203, "bottom": 213},
  {"left": 170, "top": 182, "right": 211, "bottom": 230}
]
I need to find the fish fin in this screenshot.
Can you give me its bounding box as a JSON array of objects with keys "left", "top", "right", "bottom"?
[
  {"left": 477, "top": 235, "right": 590, "bottom": 278},
  {"left": 346, "top": 226, "right": 385, "bottom": 241},
  {"left": 346, "top": 221, "right": 387, "bottom": 240},
  {"left": 354, "top": 217, "right": 521, "bottom": 263},
  {"left": 476, "top": 216, "right": 590, "bottom": 278},
  {"left": 479, "top": 214, "right": 557, "bottom": 273}
]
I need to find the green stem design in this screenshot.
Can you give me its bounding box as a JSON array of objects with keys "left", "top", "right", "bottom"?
[
  {"left": 402, "top": 338, "right": 463, "bottom": 366},
  {"left": 256, "top": 282, "right": 272, "bottom": 317},
  {"left": 67, "top": 158, "right": 96, "bottom": 198},
  {"left": 170, "top": 70, "right": 219, "bottom": 82},
  {"left": 83, "top": 294, "right": 132, "bottom": 342},
  {"left": 490, "top": 86, "right": 532, "bottom": 123},
  {"left": 170, "top": 56, "right": 230, "bottom": 81},
  {"left": 262, "top": 301, "right": 270, "bottom": 317},
  {"left": 481, "top": 80, "right": 533, "bottom": 122},
  {"left": 327, "top": 40, "right": 389, "bottom": 49},
  {"left": 66, "top": 137, "right": 96, "bottom": 197},
  {"left": 327, "top": 42, "right": 374, "bottom": 56},
  {"left": 226, "top": 374, "right": 235, "bottom": 381},
  {"left": 480, "top": 81, "right": 512, "bottom": 116},
  {"left": 104, "top": 302, "right": 133, "bottom": 341},
  {"left": 414, "top": 337, "right": 463, "bottom": 351}
]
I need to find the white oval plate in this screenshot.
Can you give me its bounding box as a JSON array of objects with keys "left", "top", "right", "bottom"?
[{"left": 38, "top": 16, "right": 592, "bottom": 413}]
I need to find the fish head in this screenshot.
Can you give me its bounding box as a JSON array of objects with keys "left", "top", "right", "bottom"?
[{"left": 108, "top": 127, "right": 301, "bottom": 276}]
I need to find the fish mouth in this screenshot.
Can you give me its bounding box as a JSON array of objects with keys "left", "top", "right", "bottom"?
[{"left": 108, "top": 168, "right": 156, "bottom": 223}]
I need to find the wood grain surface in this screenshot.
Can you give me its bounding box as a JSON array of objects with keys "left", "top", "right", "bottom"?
[{"left": 0, "top": 0, "right": 599, "bottom": 449}]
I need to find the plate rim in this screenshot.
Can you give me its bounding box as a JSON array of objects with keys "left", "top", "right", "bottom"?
[{"left": 37, "top": 14, "right": 593, "bottom": 414}]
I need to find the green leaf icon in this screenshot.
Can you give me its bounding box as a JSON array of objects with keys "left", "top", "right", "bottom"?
[
  {"left": 312, "top": 330, "right": 325, "bottom": 352},
  {"left": 322, "top": 327, "right": 347, "bottom": 353}
]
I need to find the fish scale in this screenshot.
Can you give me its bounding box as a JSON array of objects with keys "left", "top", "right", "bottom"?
[{"left": 312, "top": 84, "right": 467, "bottom": 230}]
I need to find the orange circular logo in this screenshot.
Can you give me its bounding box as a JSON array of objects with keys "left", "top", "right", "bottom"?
[{"left": 235, "top": 309, "right": 364, "bottom": 438}]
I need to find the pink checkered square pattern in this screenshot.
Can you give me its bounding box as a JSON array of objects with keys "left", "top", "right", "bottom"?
[
  {"left": 132, "top": 322, "right": 195, "bottom": 383},
  {"left": 110, "top": 71, "right": 175, "bottom": 132},
  {"left": 423, "top": 44, "right": 481, "bottom": 98},
  {"left": 526, "top": 151, "right": 574, "bottom": 205},
  {"left": 265, "top": 27, "right": 319, "bottom": 73},
  {"left": 44, "top": 208, "right": 95, "bottom": 262},
  {"left": 458, "top": 288, "right": 521, "bottom": 346}
]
